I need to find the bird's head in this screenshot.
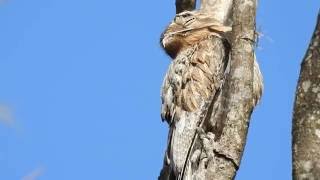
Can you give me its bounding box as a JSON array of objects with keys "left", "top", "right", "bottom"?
[
  {"left": 160, "top": 11, "right": 197, "bottom": 59},
  {"left": 174, "top": 11, "right": 197, "bottom": 27}
]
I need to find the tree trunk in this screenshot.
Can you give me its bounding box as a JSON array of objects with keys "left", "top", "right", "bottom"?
[
  {"left": 159, "top": 0, "right": 259, "bottom": 179},
  {"left": 292, "top": 12, "right": 320, "bottom": 180}
]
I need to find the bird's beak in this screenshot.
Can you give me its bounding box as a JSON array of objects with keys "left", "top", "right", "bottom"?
[{"left": 162, "top": 36, "right": 168, "bottom": 48}]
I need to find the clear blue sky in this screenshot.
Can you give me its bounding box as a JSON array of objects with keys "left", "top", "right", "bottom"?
[{"left": 0, "top": 1, "right": 318, "bottom": 179}]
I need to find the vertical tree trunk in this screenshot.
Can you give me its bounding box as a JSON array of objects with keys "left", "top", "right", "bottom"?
[
  {"left": 197, "top": 0, "right": 257, "bottom": 179},
  {"left": 159, "top": 0, "right": 259, "bottom": 179},
  {"left": 292, "top": 12, "right": 320, "bottom": 180}
]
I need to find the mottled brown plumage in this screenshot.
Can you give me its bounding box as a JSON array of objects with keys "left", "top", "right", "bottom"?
[
  {"left": 160, "top": 11, "right": 232, "bottom": 123},
  {"left": 161, "top": 11, "right": 232, "bottom": 59},
  {"left": 160, "top": 10, "right": 263, "bottom": 176},
  {"left": 160, "top": 11, "right": 232, "bottom": 175}
]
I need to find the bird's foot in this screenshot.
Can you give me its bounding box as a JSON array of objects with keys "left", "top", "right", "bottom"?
[{"left": 196, "top": 127, "right": 217, "bottom": 161}]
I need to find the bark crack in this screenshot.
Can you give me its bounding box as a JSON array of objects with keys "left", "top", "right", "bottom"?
[{"left": 213, "top": 149, "right": 239, "bottom": 170}]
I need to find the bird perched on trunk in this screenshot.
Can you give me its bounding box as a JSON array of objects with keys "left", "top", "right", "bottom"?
[
  {"left": 160, "top": 11, "right": 232, "bottom": 121},
  {"left": 159, "top": 10, "right": 263, "bottom": 178}
]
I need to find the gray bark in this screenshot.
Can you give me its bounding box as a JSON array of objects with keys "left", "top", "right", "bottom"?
[
  {"left": 195, "top": 0, "right": 257, "bottom": 179},
  {"left": 219, "top": 0, "right": 257, "bottom": 167},
  {"left": 292, "top": 12, "right": 320, "bottom": 180},
  {"left": 159, "top": 0, "right": 259, "bottom": 179}
]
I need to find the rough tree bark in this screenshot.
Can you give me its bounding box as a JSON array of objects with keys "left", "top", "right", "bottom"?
[
  {"left": 292, "top": 12, "right": 320, "bottom": 180},
  {"left": 159, "top": 0, "right": 259, "bottom": 179},
  {"left": 197, "top": 0, "right": 258, "bottom": 179}
]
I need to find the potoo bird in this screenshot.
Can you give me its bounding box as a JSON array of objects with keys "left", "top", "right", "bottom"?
[{"left": 160, "top": 10, "right": 263, "bottom": 177}]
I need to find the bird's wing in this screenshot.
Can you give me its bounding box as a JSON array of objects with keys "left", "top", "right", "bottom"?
[{"left": 161, "top": 36, "right": 228, "bottom": 174}]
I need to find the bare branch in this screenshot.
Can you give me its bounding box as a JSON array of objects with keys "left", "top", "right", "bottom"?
[
  {"left": 175, "top": 0, "right": 196, "bottom": 14},
  {"left": 292, "top": 12, "right": 320, "bottom": 180}
]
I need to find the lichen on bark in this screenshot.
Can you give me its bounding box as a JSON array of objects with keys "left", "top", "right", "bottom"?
[{"left": 292, "top": 12, "right": 320, "bottom": 180}]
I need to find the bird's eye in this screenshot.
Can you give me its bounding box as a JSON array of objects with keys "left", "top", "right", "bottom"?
[
  {"left": 184, "top": 17, "right": 195, "bottom": 25},
  {"left": 182, "top": 13, "right": 191, "bottom": 18},
  {"left": 177, "top": 11, "right": 193, "bottom": 19}
]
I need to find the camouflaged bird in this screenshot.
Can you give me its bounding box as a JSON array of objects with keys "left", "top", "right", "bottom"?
[{"left": 160, "top": 10, "right": 263, "bottom": 176}]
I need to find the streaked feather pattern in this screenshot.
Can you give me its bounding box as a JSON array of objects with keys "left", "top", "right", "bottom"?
[{"left": 160, "top": 10, "right": 263, "bottom": 175}]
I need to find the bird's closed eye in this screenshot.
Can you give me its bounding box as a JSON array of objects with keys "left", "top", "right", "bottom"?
[
  {"left": 181, "top": 13, "right": 192, "bottom": 18},
  {"left": 174, "top": 11, "right": 195, "bottom": 26},
  {"left": 184, "top": 17, "right": 195, "bottom": 25}
]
